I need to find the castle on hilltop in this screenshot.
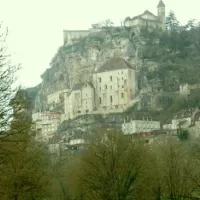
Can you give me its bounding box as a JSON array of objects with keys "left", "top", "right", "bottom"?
[
  {"left": 124, "top": 0, "right": 165, "bottom": 33},
  {"left": 63, "top": 0, "right": 166, "bottom": 45}
]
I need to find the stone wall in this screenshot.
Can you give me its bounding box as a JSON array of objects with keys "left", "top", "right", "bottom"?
[
  {"left": 63, "top": 30, "right": 90, "bottom": 45},
  {"left": 58, "top": 113, "right": 126, "bottom": 137}
]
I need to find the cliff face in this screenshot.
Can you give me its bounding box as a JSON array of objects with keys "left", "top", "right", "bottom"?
[
  {"left": 40, "top": 28, "right": 137, "bottom": 96},
  {"left": 58, "top": 113, "right": 125, "bottom": 137},
  {"left": 33, "top": 27, "right": 172, "bottom": 114}
]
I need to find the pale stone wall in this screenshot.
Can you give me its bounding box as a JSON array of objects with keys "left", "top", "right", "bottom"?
[
  {"left": 125, "top": 18, "right": 160, "bottom": 29},
  {"left": 157, "top": 7, "right": 165, "bottom": 24},
  {"left": 69, "top": 139, "right": 85, "bottom": 145},
  {"left": 81, "top": 83, "right": 95, "bottom": 113},
  {"left": 64, "top": 83, "right": 95, "bottom": 119},
  {"left": 63, "top": 30, "right": 90, "bottom": 45},
  {"left": 163, "top": 118, "right": 192, "bottom": 130},
  {"left": 122, "top": 120, "right": 160, "bottom": 135},
  {"left": 32, "top": 112, "right": 60, "bottom": 142},
  {"left": 47, "top": 89, "right": 69, "bottom": 105},
  {"left": 179, "top": 84, "right": 190, "bottom": 98},
  {"left": 141, "top": 13, "right": 157, "bottom": 20},
  {"left": 163, "top": 124, "right": 175, "bottom": 130},
  {"left": 64, "top": 92, "right": 73, "bottom": 120},
  {"left": 93, "top": 68, "right": 137, "bottom": 112}
]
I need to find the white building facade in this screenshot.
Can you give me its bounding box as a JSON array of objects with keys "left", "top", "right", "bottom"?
[
  {"left": 163, "top": 108, "right": 199, "bottom": 130},
  {"left": 64, "top": 82, "right": 95, "bottom": 120},
  {"left": 122, "top": 119, "right": 160, "bottom": 135},
  {"left": 61, "top": 57, "right": 138, "bottom": 120},
  {"left": 93, "top": 57, "right": 138, "bottom": 112},
  {"left": 32, "top": 112, "right": 61, "bottom": 142},
  {"left": 47, "top": 89, "right": 70, "bottom": 105}
]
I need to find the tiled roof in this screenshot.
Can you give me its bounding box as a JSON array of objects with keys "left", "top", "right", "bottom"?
[
  {"left": 125, "top": 10, "right": 157, "bottom": 22},
  {"left": 157, "top": 0, "right": 165, "bottom": 8},
  {"left": 96, "top": 57, "right": 135, "bottom": 73}
]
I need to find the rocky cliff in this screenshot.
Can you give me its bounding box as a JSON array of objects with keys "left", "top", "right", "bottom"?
[
  {"left": 28, "top": 16, "right": 200, "bottom": 137},
  {"left": 40, "top": 28, "right": 138, "bottom": 96},
  {"left": 34, "top": 27, "right": 163, "bottom": 113}
]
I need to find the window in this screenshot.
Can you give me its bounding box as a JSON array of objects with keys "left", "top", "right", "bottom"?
[
  {"left": 110, "top": 76, "right": 112, "bottom": 81},
  {"left": 121, "top": 93, "right": 124, "bottom": 98},
  {"left": 122, "top": 77, "right": 123, "bottom": 80},
  {"left": 86, "top": 93, "right": 87, "bottom": 96},
  {"left": 99, "top": 97, "right": 102, "bottom": 105},
  {"left": 99, "top": 77, "right": 101, "bottom": 83},
  {"left": 122, "top": 85, "right": 124, "bottom": 88},
  {"left": 105, "top": 85, "right": 107, "bottom": 90},
  {"left": 110, "top": 85, "right": 112, "bottom": 90},
  {"left": 124, "top": 79, "right": 127, "bottom": 84},
  {"left": 110, "top": 96, "right": 113, "bottom": 103},
  {"left": 100, "top": 87, "right": 101, "bottom": 91}
]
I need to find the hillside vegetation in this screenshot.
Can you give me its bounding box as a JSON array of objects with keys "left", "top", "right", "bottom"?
[{"left": 140, "top": 11, "right": 200, "bottom": 88}]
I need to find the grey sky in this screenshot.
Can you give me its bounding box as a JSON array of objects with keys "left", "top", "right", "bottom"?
[{"left": 0, "top": 0, "right": 199, "bottom": 87}]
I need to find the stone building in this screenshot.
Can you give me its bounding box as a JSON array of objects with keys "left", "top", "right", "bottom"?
[
  {"left": 163, "top": 108, "right": 199, "bottom": 130},
  {"left": 179, "top": 84, "right": 190, "bottom": 98},
  {"left": 62, "top": 57, "right": 138, "bottom": 120},
  {"left": 63, "top": 24, "right": 103, "bottom": 45},
  {"left": 124, "top": 0, "right": 166, "bottom": 33},
  {"left": 93, "top": 57, "right": 138, "bottom": 112},
  {"left": 47, "top": 89, "right": 69, "bottom": 105},
  {"left": 32, "top": 112, "right": 61, "bottom": 142},
  {"left": 122, "top": 118, "right": 160, "bottom": 135},
  {"left": 64, "top": 82, "right": 95, "bottom": 119}
]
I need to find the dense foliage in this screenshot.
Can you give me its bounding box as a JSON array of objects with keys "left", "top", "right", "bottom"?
[{"left": 51, "top": 130, "right": 200, "bottom": 200}]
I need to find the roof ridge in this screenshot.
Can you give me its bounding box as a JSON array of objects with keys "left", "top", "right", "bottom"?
[{"left": 121, "top": 58, "right": 129, "bottom": 68}]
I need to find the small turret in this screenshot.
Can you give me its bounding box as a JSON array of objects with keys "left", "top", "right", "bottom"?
[{"left": 157, "top": 0, "right": 165, "bottom": 26}]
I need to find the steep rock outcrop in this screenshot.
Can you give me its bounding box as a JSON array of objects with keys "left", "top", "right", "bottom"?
[{"left": 40, "top": 28, "right": 136, "bottom": 97}]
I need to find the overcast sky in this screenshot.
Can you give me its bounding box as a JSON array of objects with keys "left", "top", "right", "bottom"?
[{"left": 0, "top": 0, "right": 199, "bottom": 88}]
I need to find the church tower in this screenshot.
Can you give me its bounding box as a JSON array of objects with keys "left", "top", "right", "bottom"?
[{"left": 157, "top": 0, "right": 165, "bottom": 25}]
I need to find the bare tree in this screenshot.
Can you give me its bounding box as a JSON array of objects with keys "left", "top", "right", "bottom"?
[
  {"left": 67, "top": 129, "right": 147, "bottom": 200},
  {"left": 0, "top": 90, "right": 52, "bottom": 200},
  {"left": 146, "top": 139, "right": 194, "bottom": 200},
  {"left": 0, "top": 23, "right": 19, "bottom": 136}
]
